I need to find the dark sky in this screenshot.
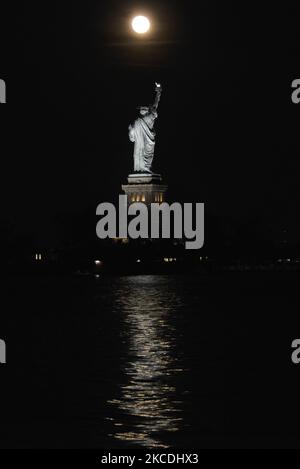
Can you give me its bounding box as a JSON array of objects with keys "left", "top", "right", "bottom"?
[{"left": 1, "top": 1, "right": 300, "bottom": 245}]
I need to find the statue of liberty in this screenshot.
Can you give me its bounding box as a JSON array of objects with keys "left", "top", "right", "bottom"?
[{"left": 128, "top": 83, "right": 162, "bottom": 173}]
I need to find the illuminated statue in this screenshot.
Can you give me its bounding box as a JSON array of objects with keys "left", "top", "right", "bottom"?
[{"left": 128, "top": 83, "right": 162, "bottom": 173}]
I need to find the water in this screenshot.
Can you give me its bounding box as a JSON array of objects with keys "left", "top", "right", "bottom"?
[
  {"left": 107, "top": 277, "right": 185, "bottom": 447},
  {"left": 1, "top": 273, "right": 300, "bottom": 448}
]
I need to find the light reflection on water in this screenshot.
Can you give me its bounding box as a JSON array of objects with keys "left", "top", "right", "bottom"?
[{"left": 107, "top": 276, "right": 186, "bottom": 448}]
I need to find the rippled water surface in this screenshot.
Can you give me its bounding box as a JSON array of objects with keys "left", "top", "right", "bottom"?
[
  {"left": 106, "top": 276, "right": 187, "bottom": 447},
  {"left": 2, "top": 273, "right": 300, "bottom": 448}
]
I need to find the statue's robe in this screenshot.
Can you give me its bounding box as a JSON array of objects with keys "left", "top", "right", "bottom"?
[{"left": 129, "top": 110, "right": 157, "bottom": 172}]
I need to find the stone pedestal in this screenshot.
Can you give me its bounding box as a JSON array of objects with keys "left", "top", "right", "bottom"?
[{"left": 122, "top": 173, "right": 168, "bottom": 206}]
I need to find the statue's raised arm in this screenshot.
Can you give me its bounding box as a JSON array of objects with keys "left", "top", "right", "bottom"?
[{"left": 152, "top": 82, "right": 162, "bottom": 112}]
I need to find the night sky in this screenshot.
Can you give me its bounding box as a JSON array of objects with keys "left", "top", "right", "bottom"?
[{"left": 1, "top": 1, "right": 300, "bottom": 246}]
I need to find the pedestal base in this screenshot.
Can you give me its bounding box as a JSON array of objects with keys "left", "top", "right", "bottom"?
[
  {"left": 122, "top": 173, "right": 168, "bottom": 205},
  {"left": 127, "top": 173, "right": 162, "bottom": 184}
]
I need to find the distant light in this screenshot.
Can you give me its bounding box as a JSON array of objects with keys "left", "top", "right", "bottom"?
[
  {"left": 95, "top": 274, "right": 100, "bottom": 278},
  {"left": 136, "top": 259, "right": 141, "bottom": 263},
  {"left": 95, "top": 260, "right": 102, "bottom": 265},
  {"left": 132, "top": 16, "right": 150, "bottom": 34},
  {"left": 164, "top": 258, "right": 169, "bottom": 262}
]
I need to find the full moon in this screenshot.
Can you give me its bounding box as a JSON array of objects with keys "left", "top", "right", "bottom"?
[{"left": 131, "top": 16, "right": 151, "bottom": 34}]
